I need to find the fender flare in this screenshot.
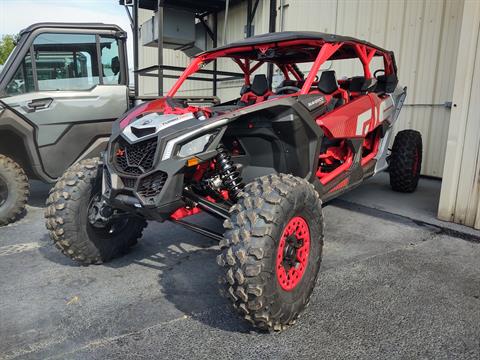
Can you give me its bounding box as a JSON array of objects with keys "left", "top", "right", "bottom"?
[{"left": 0, "top": 104, "right": 54, "bottom": 182}]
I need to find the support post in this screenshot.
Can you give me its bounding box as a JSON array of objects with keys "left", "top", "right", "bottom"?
[
  {"left": 267, "top": 0, "right": 277, "bottom": 84},
  {"left": 213, "top": 12, "right": 218, "bottom": 96},
  {"left": 223, "top": 0, "right": 230, "bottom": 45},
  {"left": 157, "top": 1, "right": 164, "bottom": 96},
  {"left": 246, "top": 0, "right": 252, "bottom": 37},
  {"left": 133, "top": 0, "right": 139, "bottom": 98}
]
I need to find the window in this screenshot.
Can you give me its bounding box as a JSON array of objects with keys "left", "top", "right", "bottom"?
[
  {"left": 100, "top": 36, "right": 121, "bottom": 85},
  {"left": 33, "top": 33, "right": 99, "bottom": 91},
  {"left": 6, "top": 53, "right": 34, "bottom": 95}
]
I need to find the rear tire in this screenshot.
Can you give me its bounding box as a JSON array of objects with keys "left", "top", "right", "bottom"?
[
  {"left": 389, "top": 130, "right": 422, "bottom": 193},
  {"left": 217, "top": 174, "right": 324, "bottom": 331},
  {"left": 45, "top": 158, "right": 147, "bottom": 265},
  {"left": 0, "top": 155, "right": 29, "bottom": 226}
]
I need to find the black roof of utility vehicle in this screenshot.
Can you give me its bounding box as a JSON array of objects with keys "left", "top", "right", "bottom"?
[
  {"left": 202, "top": 31, "right": 390, "bottom": 55},
  {"left": 19, "top": 22, "right": 125, "bottom": 35},
  {"left": 200, "top": 31, "right": 392, "bottom": 64}
]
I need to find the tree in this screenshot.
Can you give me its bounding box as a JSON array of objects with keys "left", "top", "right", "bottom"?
[{"left": 0, "top": 35, "right": 17, "bottom": 65}]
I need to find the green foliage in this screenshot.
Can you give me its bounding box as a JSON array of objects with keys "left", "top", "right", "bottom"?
[{"left": 0, "top": 35, "right": 17, "bottom": 65}]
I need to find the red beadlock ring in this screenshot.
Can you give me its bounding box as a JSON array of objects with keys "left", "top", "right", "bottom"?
[{"left": 276, "top": 216, "right": 311, "bottom": 291}]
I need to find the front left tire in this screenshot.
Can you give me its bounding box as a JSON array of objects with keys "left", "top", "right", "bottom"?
[{"left": 45, "top": 158, "right": 147, "bottom": 265}]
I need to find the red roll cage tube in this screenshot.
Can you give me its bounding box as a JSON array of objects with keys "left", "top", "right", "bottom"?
[{"left": 166, "top": 39, "right": 395, "bottom": 98}]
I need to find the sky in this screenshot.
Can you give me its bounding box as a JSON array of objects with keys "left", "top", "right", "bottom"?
[{"left": 0, "top": 0, "right": 134, "bottom": 66}]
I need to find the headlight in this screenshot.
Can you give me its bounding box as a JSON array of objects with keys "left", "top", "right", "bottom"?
[
  {"left": 177, "top": 133, "right": 214, "bottom": 158},
  {"left": 161, "top": 119, "right": 228, "bottom": 161}
]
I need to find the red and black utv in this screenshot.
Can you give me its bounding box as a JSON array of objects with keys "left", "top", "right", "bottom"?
[{"left": 45, "top": 31, "right": 422, "bottom": 331}]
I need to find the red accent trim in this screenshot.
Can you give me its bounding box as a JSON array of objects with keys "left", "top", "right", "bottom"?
[
  {"left": 276, "top": 216, "right": 311, "bottom": 291},
  {"left": 258, "top": 45, "right": 269, "bottom": 54}
]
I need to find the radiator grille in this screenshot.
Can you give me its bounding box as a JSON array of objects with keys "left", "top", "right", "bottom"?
[
  {"left": 113, "top": 137, "right": 157, "bottom": 175},
  {"left": 121, "top": 177, "right": 136, "bottom": 189},
  {"left": 138, "top": 171, "right": 168, "bottom": 198}
]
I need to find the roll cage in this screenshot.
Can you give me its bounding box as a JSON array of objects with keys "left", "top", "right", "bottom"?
[{"left": 167, "top": 35, "right": 397, "bottom": 98}]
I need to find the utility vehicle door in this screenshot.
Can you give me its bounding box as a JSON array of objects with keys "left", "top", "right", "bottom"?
[{"left": 0, "top": 24, "right": 129, "bottom": 180}]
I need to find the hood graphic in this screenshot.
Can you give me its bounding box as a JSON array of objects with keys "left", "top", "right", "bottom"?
[{"left": 122, "top": 112, "right": 196, "bottom": 142}]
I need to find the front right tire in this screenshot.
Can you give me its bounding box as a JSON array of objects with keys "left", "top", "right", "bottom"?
[
  {"left": 217, "top": 174, "right": 324, "bottom": 331},
  {"left": 45, "top": 158, "right": 147, "bottom": 265}
]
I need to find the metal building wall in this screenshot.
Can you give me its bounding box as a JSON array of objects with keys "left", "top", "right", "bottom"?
[
  {"left": 138, "top": 0, "right": 464, "bottom": 177},
  {"left": 438, "top": 0, "right": 480, "bottom": 229},
  {"left": 278, "top": 0, "right": 464, "bottom": 178}
]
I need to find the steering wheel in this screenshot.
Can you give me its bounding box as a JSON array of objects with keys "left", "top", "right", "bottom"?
[
  {"left": 374, "top": 69, "right": 385, "bottom": 79},
  {"left": 275, "top": 86, "right": 301, "bottom": 95}
]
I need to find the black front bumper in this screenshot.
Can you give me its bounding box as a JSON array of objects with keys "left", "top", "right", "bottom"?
[{"left": 102, "top": 135, "right": 188, "bottom": 221}]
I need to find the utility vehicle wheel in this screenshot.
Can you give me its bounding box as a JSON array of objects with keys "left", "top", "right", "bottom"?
[
  {"left": 389, "top": 130, "right": 423, "bottom": 193},
  {"left": 217, "top": 174, "right": 324, "bottom": 331},
  {"left": 0, "top": 155, "right": 29, "bottom": 226},
  {"left": 45, "top": 158, "right": 147, "bottom": 265}
]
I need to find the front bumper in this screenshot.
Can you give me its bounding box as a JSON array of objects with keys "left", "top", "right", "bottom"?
[{"left": 101, "top": 135, "right": 188, "bottom": 221}]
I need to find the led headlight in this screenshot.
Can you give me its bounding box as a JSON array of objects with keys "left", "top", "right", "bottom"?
[
  {"left": 161, "top": 119, "right": 228, "bottom": 161},
  {"left": 177, "top": 133, "right": 214, "bottom": 158}
]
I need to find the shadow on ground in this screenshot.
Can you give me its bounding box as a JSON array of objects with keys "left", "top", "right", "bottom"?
[
  {"left": 28, "top": 180, "right": 51, "bottom": 207},
  {"left": 39, "top": 210, "right": 251, "bottom": 333}
]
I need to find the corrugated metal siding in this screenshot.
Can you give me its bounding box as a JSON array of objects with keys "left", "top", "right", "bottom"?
[
  {"left": 438, "top": 0, "right": 480, "bottom": 229},
  {"left": 279, "top": 0, "right": 463, "bottom": 177},
  {"left": 138, "top": 0, "right": 464, "bottom": 177}
]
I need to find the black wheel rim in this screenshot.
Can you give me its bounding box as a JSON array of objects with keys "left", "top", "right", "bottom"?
[
  {"left": 86, "top": 193, "right": 130, "bottom": 239},
  {"left": 0, "top": 176, "right": 8, "bottom": 207}
]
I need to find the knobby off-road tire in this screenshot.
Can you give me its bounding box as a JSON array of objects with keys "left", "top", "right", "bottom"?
[
  {"left": 389, "top": 129, "right": 423, "bottom": 193},
  {"left": 45, "top": 158, "right": 147, "bottom": 265},
  {"left": 0, "top": 154, "right": 29, "bottom": 226},
  {"left": 217, "top": 174, "right": 324, "bottom": 331}
]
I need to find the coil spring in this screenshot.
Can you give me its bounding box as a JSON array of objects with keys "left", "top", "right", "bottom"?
[{"left": 216, "top": 146, "right": 244, "bottom": 200}]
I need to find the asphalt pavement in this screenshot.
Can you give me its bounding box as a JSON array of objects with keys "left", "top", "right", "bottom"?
[{"left": 0, "top": 179, "right": 479, "bottom": 360}]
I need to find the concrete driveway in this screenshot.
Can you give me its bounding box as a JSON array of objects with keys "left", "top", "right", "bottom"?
[{"left": 0, "top": 179, "right": 479, "bottom": 359}]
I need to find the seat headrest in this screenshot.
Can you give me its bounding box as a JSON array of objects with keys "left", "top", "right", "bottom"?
[
  {"left": 348, "top": 76, "right": 366, "bottom": 92},
  {"left": 349, "top": 76, "right": 377, "bottom": 93},
  {"left": 375, "top": 74, "right": 398, "bottom": 93},
  {"left": 317, "top": 70, "right": 338, "bottom": 94},
  {"left": 251, "top": 74, "right": 269, "bottom": 96}
]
